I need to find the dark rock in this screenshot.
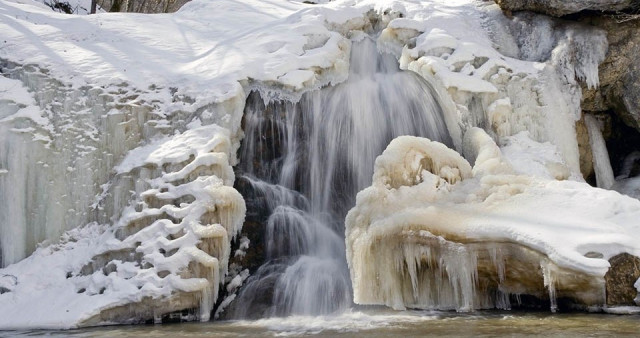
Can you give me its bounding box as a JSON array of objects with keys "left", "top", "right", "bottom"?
[
  {"left": 605, "top": 253, "right": 640, "bottom": 306},
  {"left": 494, "top": 0, "right": 638, "bottom": 17}
]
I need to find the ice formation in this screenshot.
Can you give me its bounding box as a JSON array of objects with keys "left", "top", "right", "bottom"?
[
  {"left": 346, "top": 129, "right": 640, "bottom": 311},
  {"left": 0, "top": 123, "right": 245, "bottom": 328},
  {"left": 612, "top": 152, "right": 640, "bottom": 199}
]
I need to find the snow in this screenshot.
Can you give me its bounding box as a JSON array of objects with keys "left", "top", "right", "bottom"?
[
  {"left": 500, "top": 131, "right": 571, "bottom": 180},
  {"left": 114, "top": 124, "right": 234, "bottom": 176},
  {"left": 346, "top": 129, "right": 640, "bottom": 311},
  {"left": 0, "top": 0, "right": 355, "bottom": 104}
]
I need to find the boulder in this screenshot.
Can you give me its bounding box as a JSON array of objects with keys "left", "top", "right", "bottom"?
[{"left": 605, "top": 253, "right": 640, "bottom": 306}]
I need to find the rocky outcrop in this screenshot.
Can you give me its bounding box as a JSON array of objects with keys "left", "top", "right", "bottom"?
[
  {"left": 495, "top": 1, "right": 640, "bottom": 136},
  {"left": 581, "top": 17, "right": 640, "bottom": 133},
  {"left": 605, "top": 253, "right": 640, "bottom": 306},
  {"left": 494, "top": 1, "right": 640, "bottom": 183},
  {"left": 494, "top": 0, "right": 638, "bottom": 17}
]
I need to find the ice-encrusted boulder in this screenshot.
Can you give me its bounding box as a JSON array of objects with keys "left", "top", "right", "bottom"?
[
  {"left": 494, "top": 0, "right": 637, "bottom": 16},
  {"left": 346, "top": 128, "right": 640, "bottom": 311}
]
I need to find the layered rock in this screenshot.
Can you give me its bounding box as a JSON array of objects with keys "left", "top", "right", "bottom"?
[{"left": 494, "top": 0, "right": 638, "bottom": 17}]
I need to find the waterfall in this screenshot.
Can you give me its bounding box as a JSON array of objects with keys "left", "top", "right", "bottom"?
[{"left": 232, "top": 37, "right": 453, "bottom": 318}]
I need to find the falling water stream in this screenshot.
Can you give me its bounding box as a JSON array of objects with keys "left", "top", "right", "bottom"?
[{"left": 231, "top": 36, "right": 452, "bottom": 318}]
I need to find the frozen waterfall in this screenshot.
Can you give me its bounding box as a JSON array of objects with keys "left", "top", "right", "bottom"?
[{"left": 231, "top": 37, "right": 453, "bottom": 318}]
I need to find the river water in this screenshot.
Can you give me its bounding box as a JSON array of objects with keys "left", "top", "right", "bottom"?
[{"left": 10, "top": 310, "right": 640, "bottom": 337}]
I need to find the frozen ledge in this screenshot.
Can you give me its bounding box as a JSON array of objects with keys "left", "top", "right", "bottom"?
[
  {"left": 0, "top": 125, "right": 245, "bottom": 329},
  {"left": 346, "top": 128, "right": 640, "bottom": 312}
]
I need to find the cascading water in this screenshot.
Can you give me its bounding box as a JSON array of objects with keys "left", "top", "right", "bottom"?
[{"left": 231, "top": 36, "right": 453, "bottom": 318}]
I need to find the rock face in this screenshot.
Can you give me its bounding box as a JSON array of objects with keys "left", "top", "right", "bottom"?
[
  {"left": 495, "top": 1, "right": 640, "bottom": 136},
  {"left": 581, "top": 17, "right": 640, "bottom": 133},
  {"left": 494, "top": 0, "right": 637, "bottom": 17},
  {"left": 605, "top": 253, "right": 640, "bottom": 306}
]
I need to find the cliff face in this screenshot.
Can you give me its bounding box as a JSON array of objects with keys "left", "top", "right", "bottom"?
[
  {"left": 495, "top": 0, "right": 637, "bottom": 17},
  {"left": 580, "top": 17, "right": 640, "bottom": 132}
]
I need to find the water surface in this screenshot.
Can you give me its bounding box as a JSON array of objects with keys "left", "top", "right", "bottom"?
[{"left": 12, "top": 310, "right": 640, "bottom": 337}]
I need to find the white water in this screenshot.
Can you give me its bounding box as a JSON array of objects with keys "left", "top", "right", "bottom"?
[{"left": 232, "top": 37, "right": 453, "bottom": 318}]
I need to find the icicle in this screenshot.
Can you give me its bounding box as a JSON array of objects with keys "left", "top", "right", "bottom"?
[
  {"left": 541, "top": 261, "right": 558, "bottom": 313},
  {"left": 585, "top": 114, "right": 615, "bottom": 189}
]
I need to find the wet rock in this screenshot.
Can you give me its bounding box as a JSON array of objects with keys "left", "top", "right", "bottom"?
[
  {"left": 494, "top": 0, "right": 637, "bottom": 17},
  {"left": 605, "top": 253, "right": 640, "bottom": 306},
  {"left": 576, "top": 116, "right": 595, "bottom": 181}
]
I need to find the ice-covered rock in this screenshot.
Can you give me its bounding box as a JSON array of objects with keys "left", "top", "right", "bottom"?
[
  {"left": 581, "top": 17, "right": 640, "bottom": 134},
  {"left": 378, "top": 2, "right": 607, "bottom": 179},
  {"left": 346, "top": 129, "right": 640, "bottom": 312},
  {"left": 0, "top": 124, "right": 245, "bottom": 329}
]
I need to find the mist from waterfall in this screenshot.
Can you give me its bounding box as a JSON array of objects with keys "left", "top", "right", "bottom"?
[{"left": 231, "top": 36, "right": 453, "bottom": 318}]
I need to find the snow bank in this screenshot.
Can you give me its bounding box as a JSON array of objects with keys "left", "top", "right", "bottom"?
[{"left": 346, "top": 129, "right": 640, "bottom": 311}]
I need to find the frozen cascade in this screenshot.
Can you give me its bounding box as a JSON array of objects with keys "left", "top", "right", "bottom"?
[
  {"left": 585, "top": 114, "right": 615, "bottom": 189},
  {"left": 0, "top": 63, "right": 154, "bottom": 267},
  {"left": 231, "top": 37, "right": 453, "bottom": 318}
]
